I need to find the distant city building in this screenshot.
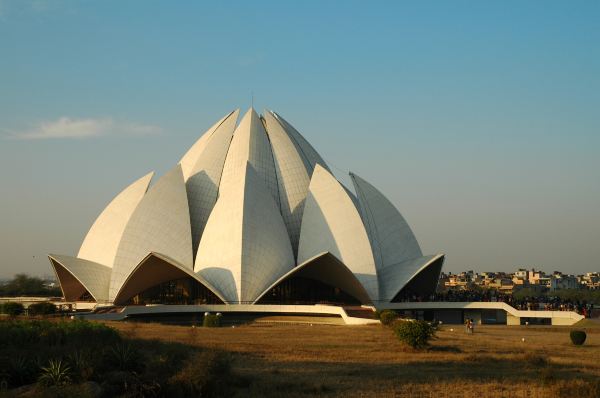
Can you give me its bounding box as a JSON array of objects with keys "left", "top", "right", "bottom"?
[{"left": 440, "top": 268, "right": 598, "bottom": 292}]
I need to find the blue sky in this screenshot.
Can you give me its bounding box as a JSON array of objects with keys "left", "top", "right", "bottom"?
[{"left": 0, "top": 0, "right": 598, "bottom": 277}]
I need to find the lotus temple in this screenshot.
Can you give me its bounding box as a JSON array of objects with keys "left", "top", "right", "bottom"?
[{"left": 49, "top": 108, "right": 446, "bottom": 323}]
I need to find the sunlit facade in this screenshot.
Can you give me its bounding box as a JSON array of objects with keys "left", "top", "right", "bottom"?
[{"left": 49, "top": 108, "right": 444, "bottom": 309}]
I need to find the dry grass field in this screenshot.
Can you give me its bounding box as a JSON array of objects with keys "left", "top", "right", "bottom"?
[{"left": 106, "top": 320, "right": 600, "bottom": 398}]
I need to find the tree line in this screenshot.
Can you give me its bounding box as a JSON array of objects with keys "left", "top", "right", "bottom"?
[{"left": 0, "top": 274, "right": 62, "bottom": 297}]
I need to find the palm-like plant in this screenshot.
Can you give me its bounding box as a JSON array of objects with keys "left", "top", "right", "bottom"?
[{"left": 38, "top": 359, "right": 71, "bottom": 386}]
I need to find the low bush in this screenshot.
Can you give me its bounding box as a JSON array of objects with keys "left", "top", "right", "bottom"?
[
  {"left": 379, "top": 310, "right": 399, "bottom": 326},
  {"left": 1, "top": 301, "right": 25, "bottom": 316},
  {"left": 570, "top": 330, "right": 587, "bottom": 346},
  {"left": 28, "top": 302, "right": 57, "bottom": 316},
  {"left": 203, "top": 313, "right": 221, "bottom": 327},
  {"left": 393, "top": 320, "right": 436, "bottom": 349}
]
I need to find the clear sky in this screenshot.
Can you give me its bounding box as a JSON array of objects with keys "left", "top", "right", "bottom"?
[{"left": 0, "top": 0, "right": 598, "bottom": 278}]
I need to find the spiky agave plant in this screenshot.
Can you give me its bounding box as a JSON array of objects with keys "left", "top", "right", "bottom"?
[
  {"left": 107, "top": 343, "right": 142, "bottom": 371},
  {"left": 38, "top": 359, "right": 71, "bottom": 386}
]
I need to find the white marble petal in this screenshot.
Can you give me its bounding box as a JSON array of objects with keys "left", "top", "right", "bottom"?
[
  {"left": 268, "top": 111, "right": 331, "bottom": 172},
  {"left": 378, "top": 254, "right": 445, "bottom": 301},
  {"left": 109, "top": 165, "right": 193, "bottom": 301},
  {"left": 219, "top": 108, "right": 280, "bottom": 206},
  {"left": 186, "top": 110, "right": 239, "bottom": 255},
  {"left": 297, "top": 165, "right": 379, "bottom": 300},
  {"left": 262, "top": 111, "right": 315, "bottom": 258},
  {"left": 195, "top": 163, "right": 295, "bottom": 303},
  {"left": 49, "top": 254, "right": 112, "bottom": 303},
  {"left": 350, "top": 172, "right": 422, "bottom": 269},
  {"left": 78, "top": 172, "right": 153, "bottom": 267},
  {"left": 179, "top": 110, "right": 238, "bottom": 181}
]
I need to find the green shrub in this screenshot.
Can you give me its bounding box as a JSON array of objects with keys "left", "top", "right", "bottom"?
[
  {"left": 379, "top": 310, "right": 399, "bottom": 326},
  {"left": 203, "top": 313, "right": 221, "bottom": 327},
  {"left": 1, "top": 301, "right": 25, "bottom": 316},
  {"left": 393, "top": 320, "right": 436, "bottom": 349},
  {"left": 28, "top": 302, "right": 57, "bottom": 316},
  {"left": 570, "top": 330, "right": 587, "bottom": 346}
]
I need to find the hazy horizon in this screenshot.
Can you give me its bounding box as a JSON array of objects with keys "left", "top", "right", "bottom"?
[{"left": 1, "top": 1, "right": 598, "bottom": 278}]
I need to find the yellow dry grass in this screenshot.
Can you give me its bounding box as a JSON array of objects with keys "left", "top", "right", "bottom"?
[{"left": 106, "top": 321, "right": 600, "bottom": 397}]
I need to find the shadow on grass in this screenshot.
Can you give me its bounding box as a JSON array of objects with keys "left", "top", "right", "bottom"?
[
  {"left": 427, "top": 345, "right": 462, "bottom": 353},
  {"left": 228, "top": 351, "right": 596, "bottom": 397}
]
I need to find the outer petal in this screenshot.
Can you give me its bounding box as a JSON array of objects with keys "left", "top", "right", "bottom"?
[
  {"left": 49, "top": 254, "right": 111, "bottom": 303},
  {"left": 378, "top": 254, "right": 445, "bottom": 301},
  {"left": 297, "top": 165, "right": 378, "bottom": 300},
  {"left": 110, "top": 165, "right": 193, "bottom": 301},
  {"left": 113, "top": 252, "right": 225, "bottom": 305},
  {"left": 350, "top": 172, "right": 422, "bottom": 269},
  {"left": 195, "top": 163, "right": 295, "bottom": 303},
  {"left": 254, "top": 252, "right": 372, "bottom": 305},
  {"left": 78, "top": 172, "right": 153, "bottom": 267}
]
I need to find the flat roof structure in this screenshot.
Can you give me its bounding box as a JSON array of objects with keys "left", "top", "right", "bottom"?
[{"left": 379, "top": 301, "right": 584, "bottom": 326}]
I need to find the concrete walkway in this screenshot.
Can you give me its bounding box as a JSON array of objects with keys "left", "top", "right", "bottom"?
[{"left": 79, "top": 303, "right": 381, "bottom": 325}]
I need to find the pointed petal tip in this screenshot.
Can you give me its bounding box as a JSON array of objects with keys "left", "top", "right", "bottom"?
[
  {"left": 141, "top": 171, "right": 155, "bottom": 183},
  {"left": 240, "top": 107, "right": 260, "bottom": 120}
]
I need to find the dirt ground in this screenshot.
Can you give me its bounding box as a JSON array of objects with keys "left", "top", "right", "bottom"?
[{"left": 107, "top": 320, "right": 600, "bottom": 397}]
